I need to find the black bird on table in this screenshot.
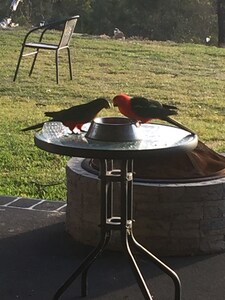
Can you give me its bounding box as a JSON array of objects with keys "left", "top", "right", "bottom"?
[{"left": 22, "top": 98, "right": 111, "bottom": 132}]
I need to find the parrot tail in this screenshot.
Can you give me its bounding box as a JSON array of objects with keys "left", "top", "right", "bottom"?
[
  {"left": 21, "top": 122, "right": 45, "bottom": 132},
  {"left": 164, "top": 116, "right": 196, "bottom": 135}
]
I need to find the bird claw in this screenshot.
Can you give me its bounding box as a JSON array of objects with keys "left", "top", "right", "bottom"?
[
  {"left": 73, "top": 127, "right": 81, "bottom": 134},
  {"left": 134, "top": 121, "right": 142, "bottom": 127}
]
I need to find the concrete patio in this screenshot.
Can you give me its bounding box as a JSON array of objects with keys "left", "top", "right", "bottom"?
[{"left": 1, "top": 195, "right": 225, "bottom": 300}]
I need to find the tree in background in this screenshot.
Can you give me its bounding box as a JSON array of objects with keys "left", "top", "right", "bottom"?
[
  {"left": 0, "top": 0, "right": 220, "bottom": 45},
  {"left": 217, "top": 0, "right": 225, "bottom": 47},
  {"left": 87, "top": 0, "right": 217, "bottom": 43}
]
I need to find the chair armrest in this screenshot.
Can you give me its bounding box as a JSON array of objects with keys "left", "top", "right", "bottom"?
[{"left": 22, "top": 25, "right": 49, "bottom": 45}]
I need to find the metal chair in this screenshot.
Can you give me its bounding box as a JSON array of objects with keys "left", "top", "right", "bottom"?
[{"left": 13, "top": 15, "right": 79, "bottom": 84}]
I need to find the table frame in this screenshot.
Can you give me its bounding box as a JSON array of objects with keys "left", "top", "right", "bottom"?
[
  {"left": 34, "top": 124, "right": 195, "bottom": 299},
  {"left": 53, "top": 158, "right": 181, "bottom": 300}
]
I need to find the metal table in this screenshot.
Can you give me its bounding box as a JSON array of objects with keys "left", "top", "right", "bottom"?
[{"left": 34, "top": 123, "right": 198, "bottom": 300}]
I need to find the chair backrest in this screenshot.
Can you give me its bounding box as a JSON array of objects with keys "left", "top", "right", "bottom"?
[{"left": 59, "top": 15, "right": 79, "bottom": 48}]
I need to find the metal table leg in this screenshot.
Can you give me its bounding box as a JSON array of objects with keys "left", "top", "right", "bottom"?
[{"left": 53, "top": 158, "right": 182, "bottom": 300}]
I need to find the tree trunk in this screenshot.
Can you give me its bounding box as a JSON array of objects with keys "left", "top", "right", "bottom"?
[{"left": 217, "top": 0, "right": 225, "bottom": 47}]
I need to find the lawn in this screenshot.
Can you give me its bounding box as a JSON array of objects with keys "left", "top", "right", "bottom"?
[{"left": 1, "top": 28, "right": 225, "bottom": 200}]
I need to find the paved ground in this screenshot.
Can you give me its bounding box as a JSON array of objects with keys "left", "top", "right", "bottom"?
[{"left": 1, "top": 195, "right": 225, "bottom": 300}]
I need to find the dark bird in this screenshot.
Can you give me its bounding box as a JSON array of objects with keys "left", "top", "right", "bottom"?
[
  {"left": 22, "top": 98, "right": 110, "bottom": 132},
  {"left": 113, "top": 93, "right": 195, "bottom": 134}
]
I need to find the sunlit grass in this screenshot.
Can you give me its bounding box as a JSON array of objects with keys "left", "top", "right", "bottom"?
[{"left": 1, "top": 28, "right": 225, "bottom": 200}]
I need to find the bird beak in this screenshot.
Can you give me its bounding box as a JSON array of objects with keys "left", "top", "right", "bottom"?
[{"left": 102, "top": 99, "right": 111, "bottom": 109}]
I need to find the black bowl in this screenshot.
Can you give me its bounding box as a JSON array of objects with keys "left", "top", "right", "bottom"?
[{"left": 85, "top": 117, "right": 143, "bottom": 142}]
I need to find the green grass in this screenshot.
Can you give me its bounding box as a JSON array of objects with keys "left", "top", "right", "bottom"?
[{"left": 1, "top": 28, "right": 225, "bottom": 200}]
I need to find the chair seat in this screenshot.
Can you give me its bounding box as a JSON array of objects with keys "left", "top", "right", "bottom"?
[{"left": 25, "top": 42, "right": 59, "bottom": 50}]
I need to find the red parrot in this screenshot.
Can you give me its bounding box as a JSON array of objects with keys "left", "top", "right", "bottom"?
[
  {"left": 22, "top": 98, "right": 110, "bottom": 132},
  {"left": 113, "top": 93, "right": 195, "bottom": 134}
]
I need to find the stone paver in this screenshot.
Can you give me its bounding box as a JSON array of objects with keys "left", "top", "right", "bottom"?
[
  {"left": 1, "top": 194, "right": 225, "bottom": 299},
  {"left": 0, "top": 195, "right": 66, "bottom": 212}
]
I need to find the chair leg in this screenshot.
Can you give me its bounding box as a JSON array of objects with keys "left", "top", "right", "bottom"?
[
  {"left": 55, "top": 50, "right": 59, "bottom": 84},
  {"left": 13, "top": 45, "right": 25, "bottom": 81},
  {"left": 29, "top": 50, "right": 39, "bottom": 77},
  {"left": 67, "top": 47, "right": 73, "bottom": 80}
]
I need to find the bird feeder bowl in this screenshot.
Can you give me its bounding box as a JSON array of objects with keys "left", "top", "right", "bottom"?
[{"left": 85, "top": 117, "right": 143, "bottom": 142}]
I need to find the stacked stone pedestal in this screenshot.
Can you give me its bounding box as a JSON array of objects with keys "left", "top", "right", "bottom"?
[{"left": 66, "top": 157, "right": 225, "bottom": 256}]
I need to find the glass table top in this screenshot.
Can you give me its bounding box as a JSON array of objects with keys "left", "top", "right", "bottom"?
[{"left": 34, "top": 122, "right": 198, "bottom": 159}]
